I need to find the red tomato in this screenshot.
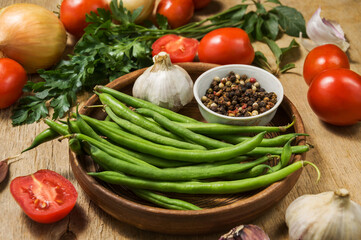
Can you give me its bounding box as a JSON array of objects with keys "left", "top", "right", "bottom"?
[
  {"left": 152, "top": 35, "right": 199, "bottom": 63},
  {"left": 0, "top": 58, "right": 27, "bottom": 109},
  {"left": 10, "top": 169, "right": 78, "bottom": 224},
  {"left": 60, "top": 0, "right": 109, "bottom": 38},
  {"left": 198, "top": 28, "right": 255, "bottom": 65},
  {"left": 193, "top": 0, "right": 211, "bottom": 9},
  {"left": 303, "top": 44, "right": 350, "bottom": 86},
  {"left": 156, "top": 0, "right": 194, "bottom": 29},
  {"left": 307, "top": 68, "right": 361, "bottom": 126}
]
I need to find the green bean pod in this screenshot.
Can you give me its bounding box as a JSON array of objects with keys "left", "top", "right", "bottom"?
[
  {"left": 75, "top": 108, "right": 105, "bottom": 142},
  {"left": 105, "top": 106, "right": 206, "bottom": 150},
  {"left": 22, "top": 128, "right": 60, "bottom": 153},
  {"left": 95, "top": 85, "right": 198, "bottom": 123},
  {"left": 84, "top": 119, "right": 266, "bottom": 162},
  {"left": 69, "top": 138, "right": 83, "bottom": 155},
  {"left": 132, "top": 189, "right": 201, "bottom": 210},
  {"left": 98, "top": 93, "right": 181, "bottom": 140},
  {"left": 88, "top": 145, "right": 273, "bottom": 181},
  {"left": 44, "top": 119, "right": 70, "bottom": 136},
  {"left": 211, "top": 133, "right": 308, "bottom": 147},
  {"left": 67, "top": 119, "right": 81, "bottom": 134},
  {"left": 74, "top": 134, "right": 157, "bottom": 169},
  {"left": 224, "top": 164, "right": 274, "bottom": 180},
  {"left": 268, "top": 137, "right": 294, "bottom": 172},
  {"left": 246, "top": 145, "right": 309, "bottom": 156},
  {"left": 176, "top": 121, "right": 293, "bottom": 135},
  {"left": 88, "top": 160, "right": 319, "bottom": 194},
  {"left": 74, "top": 116, "right": 192, "bottom": 168},
  {"left": 136, "top": 108, "right": 229, "bottom": 149}
]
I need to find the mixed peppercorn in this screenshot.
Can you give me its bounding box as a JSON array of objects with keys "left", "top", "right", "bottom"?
[{"left": 201, "top": 71, "right": 277, "bottom": 117}]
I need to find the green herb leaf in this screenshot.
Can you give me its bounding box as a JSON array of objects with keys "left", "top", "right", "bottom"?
[
  {"left": 263, "top": 13, "right": 279, "bottom": 40},
  {"left": 263, "top": 37, "right": 282, "bottom": 64},
  {"left": 156, "top": 14, "right": 169, "bottom": 30},
  {"left": 131, "top": 6, "right": 143, "bottom": 23},
  {"left": 211, "top": 4, "right": 248, "bottom": 23},
  {"left": 280, "top": 63, "right": 296, "bottom": 73},
  {"left": 243, "top": 12, "right": 258, "bottom": 35},
  {"left": 255, "top": 17, "right": 265, "bottom": 41},
  {"left": 281, "top": 39, "right": 299, "bottom": 55},
  {"left": 266, "top": 0, "right": 282, "bottom": 5},
  {"left": 254, "top": 1, "right": 267, "bottom": 15},
  {"left": 253, "top": 51, "right": 272, "bottom": 71},
  {"left": 271, "top": 6, "right": 307, "bottom": 37}
]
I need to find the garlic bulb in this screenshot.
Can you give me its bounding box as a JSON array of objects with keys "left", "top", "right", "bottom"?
[
  {"left": 285, "top": 189, "right": 361, "bottom": 240},
  {"left": 300, "top": 8, "right": 349, "bottom": 52},
  {"left": 132, "top": 52, "right": 193, "bottom": 111}
]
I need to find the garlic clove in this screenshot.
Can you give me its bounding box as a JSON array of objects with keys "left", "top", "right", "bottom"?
[
  {"left": 300, "top": 8, "right": 349, "bottom": 52},
  {"left": 285, "top": 188, "right": 361, "bottom": 240},
  {"left": 219, "top": 224, "right": 270, "bottom": 240}
]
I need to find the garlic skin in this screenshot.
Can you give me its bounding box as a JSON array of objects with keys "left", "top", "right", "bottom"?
[
  {"left": 132, "top": 52, "right": 193, "bottom": 111},
  {"left": 285, "top": 189, "right": 361, "bottom": 240},
  {"left": 219, "top": 224, "right": 270, "bottom": 240},
  {"left": 300, "top": 8, "right": 349, "bottom": 52}
]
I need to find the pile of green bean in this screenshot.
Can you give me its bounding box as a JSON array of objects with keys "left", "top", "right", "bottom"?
[{"left": 23, "top": 85, "right": 319, "bottom": 211}]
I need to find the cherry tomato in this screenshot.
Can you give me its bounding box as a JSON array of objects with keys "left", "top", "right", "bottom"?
[
  {"left": 60, "top": 0, "right": 109, "bottom": 38},
  {"left": 198, "top": 28, "right": 255, "bottom": 65},
  {"left": 193, "top": 0, "right": 211, "bottom": 10},
  {"left": 156, "top": 0, "right": 194, "bottom": 29},
  {"left": 303, "top": 44, "right": 350, "bottom": 86},
  {"left": 10, "top": 169, "right": 78, "bottom": 224},
  {"left": 0, "top": 58, "right": 27, "bottom": 109},
  {"left": 307, "top": 68, "right": 361, "bottom": 126},
  {"left": 152, "top": 35, "right": 199, "bottom": 63}
]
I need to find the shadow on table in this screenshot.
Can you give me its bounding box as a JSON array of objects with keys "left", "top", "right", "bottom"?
[
  {"left": 321, "top": 120, "right": 361, "bottom": 137},
  {"left": 23, "top": 203, "right": 87, "bottom": 239}
]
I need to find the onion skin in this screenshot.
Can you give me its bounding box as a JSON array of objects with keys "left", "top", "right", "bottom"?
[
  {"left": 0, "top": 4, "right": 67, "bottom": 73},
  {"left": 120, "top": 0, "right": 156, "bottom": 23}
]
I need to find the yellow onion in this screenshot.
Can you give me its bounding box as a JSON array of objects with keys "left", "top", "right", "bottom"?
[
  {"left": 0, "top": 4, "right": 67, "bottom": 73},
  {"left": 120, "top": 0, "right": 155, "bottom": 23}
]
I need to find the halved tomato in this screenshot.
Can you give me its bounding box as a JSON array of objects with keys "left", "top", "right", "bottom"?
[
  {"left": 152, "top": 34, "right": 199, "bottom": 63},
  {"left": 10, "top": 169, "right": 78, "bottom": 224}
]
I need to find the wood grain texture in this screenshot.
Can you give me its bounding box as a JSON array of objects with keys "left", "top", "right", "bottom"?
[{"left": 0, "top": 0, "right": 360, "bottom": 239}]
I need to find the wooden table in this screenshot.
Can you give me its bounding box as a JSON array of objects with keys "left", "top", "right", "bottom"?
[{"left": 1, "top": 0, "right": 360, "bottom": 239}]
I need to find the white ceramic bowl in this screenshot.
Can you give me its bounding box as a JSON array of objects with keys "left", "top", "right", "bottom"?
[{"left": 193, "top": 64, "right": 284, "bottom": 126}]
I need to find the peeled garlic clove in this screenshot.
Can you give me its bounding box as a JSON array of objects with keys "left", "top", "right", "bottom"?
[
  {"left": 219, "top": 224, "right": 270, "bottom": 240},
  {"left": 285, "top": 188, "right": 361, "bottom": 240},
  {"left": 132, "top": 52, "right": 193, "bottom": 111},
  {"left": 301, "top": 8, "right": 349, "bottom": 52}
]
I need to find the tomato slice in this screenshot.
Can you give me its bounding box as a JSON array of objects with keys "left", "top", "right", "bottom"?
[
  {"left": 152, "top": 34, "right": 199, "bottom": 63},
  {"left": 10, "top": 169, "right": 78, "bottom": 224}
]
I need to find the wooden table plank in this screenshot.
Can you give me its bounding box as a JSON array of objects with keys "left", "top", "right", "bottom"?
[{"left": 1, "top": 0, "right": 360, "bottom": 239}]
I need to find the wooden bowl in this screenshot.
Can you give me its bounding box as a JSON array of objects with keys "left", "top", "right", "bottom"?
[{"left": 69, "top": 62, "right": 307, "bottom": 235}]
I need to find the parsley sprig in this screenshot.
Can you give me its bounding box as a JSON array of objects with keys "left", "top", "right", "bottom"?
[{"left": 12, "top": 0, "right": 306, "bottom": 125}]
